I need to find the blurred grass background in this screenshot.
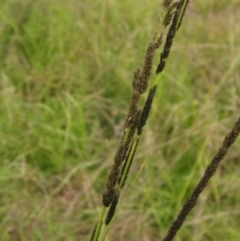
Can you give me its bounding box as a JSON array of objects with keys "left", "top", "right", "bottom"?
[{"left": 1, "top": 0, "right": 240, "bottom": 240}]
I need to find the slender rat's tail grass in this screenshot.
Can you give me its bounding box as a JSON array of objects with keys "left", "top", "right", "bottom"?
[
  {"left": 90, "top": 1, "right": 189, "bottom": 240},
  {"left": 161, "top": 118, "right": 240, "bottom": 241},
  {"left": 90, "top": 0, "right": 240, "bottom": 240}
]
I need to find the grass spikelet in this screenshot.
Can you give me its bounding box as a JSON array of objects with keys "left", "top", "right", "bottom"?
[
  {"left": 138, "top": 41, "right": 156, "bottom": 94},
  {"left": 105, "top": 193, "right": 120, "bottom": 225},
  {"left": 92, "top": 1, "right": 190, "bottom": 240},
  {"left": 156, "top": 3, "right": 180, "bottom": 74},
  {"left": 137, "top": 85, "right": 157, "bottom": 135},
  {"left": 162, "top": 118, "right": 240, "bottom": 241}
]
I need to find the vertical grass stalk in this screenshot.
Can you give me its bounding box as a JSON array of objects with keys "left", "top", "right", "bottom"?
[{"left": 90, "top": 1, "right": 189, "bottom": 240}]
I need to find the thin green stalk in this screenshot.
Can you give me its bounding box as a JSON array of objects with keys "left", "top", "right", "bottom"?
[
  {"left": 123, "top": 126, "right": 132, "bottom": 142},
  {"left": 91, "top": 207, "right": 106, "bottom": 241},
  {"left": 176, "top": 0, "right": 189, "bottom": 30},
  {"left": 119, "top": 135, "right": 140, "bottom": 189}
]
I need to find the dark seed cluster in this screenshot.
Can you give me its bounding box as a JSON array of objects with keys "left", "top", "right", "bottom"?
[
  {"left": 92, "top": 1, "right": 191, "bottom": 240},
  {"left": 162, "top": 118, "right": 240, "bottom": 241}
]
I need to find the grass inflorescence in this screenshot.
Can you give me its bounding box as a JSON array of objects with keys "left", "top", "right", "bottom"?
[
  {"left": 1, "top": 0, "right": 240, "bottom": 240},
  {"left": 91, "top": 0, "right": 240, "bottom": 240}
]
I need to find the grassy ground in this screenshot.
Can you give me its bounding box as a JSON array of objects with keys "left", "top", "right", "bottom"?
[{"left": 1, "top": 0, "right": 240, "bottom": 240}]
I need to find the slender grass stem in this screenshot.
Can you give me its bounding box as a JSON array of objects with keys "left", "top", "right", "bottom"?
[
  {"left": 119, "top": 135, "right": 140, "bottom": 189},
  {"left": 91, "top": 207, "right": 106, "bottom": 241},
  {"left": 123, "top": 126, "right": 131, "bottom": 142},
  {"left": 176, "top": 0, "right": 189, "bottom": 30}
]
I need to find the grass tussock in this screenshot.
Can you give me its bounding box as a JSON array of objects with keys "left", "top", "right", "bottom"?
[{"left": 0, "top": 0, "right": 240, "bottom": 240}]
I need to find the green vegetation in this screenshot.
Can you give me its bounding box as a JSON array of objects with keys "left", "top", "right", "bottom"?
[{"left": 0, "top": 0, "right": 240, "bottom": 240}]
